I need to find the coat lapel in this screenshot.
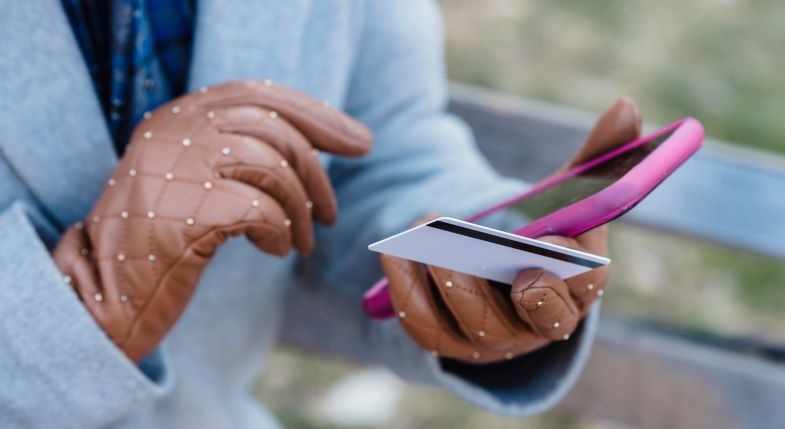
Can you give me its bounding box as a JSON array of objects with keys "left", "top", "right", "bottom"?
[{"left": 0, "top": 0, "right": 117, "bottom": 227}]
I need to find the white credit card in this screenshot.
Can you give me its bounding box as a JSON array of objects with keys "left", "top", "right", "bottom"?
[{"left": 368, "top": 217, "right": 609, "bottom": 284}]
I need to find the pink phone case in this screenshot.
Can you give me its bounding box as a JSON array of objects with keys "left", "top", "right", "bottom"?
[{"left": 363, "top": 117, "right": 704, "bottom": 319}]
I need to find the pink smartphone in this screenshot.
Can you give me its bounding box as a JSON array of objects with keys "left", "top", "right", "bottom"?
[{"left": 363, "top": 117, "right": 704, "bottom": 319}]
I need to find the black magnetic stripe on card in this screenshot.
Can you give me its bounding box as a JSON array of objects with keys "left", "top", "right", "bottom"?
[{"left": 425, "top": 220, "right": 603, "bottom": 269}]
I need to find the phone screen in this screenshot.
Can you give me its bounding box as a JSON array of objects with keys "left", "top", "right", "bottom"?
[{"left": 474, "top": 129, "right": 675, "bottom": 228}]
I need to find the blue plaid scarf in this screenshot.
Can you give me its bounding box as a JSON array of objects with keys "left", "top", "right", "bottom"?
[{"left": 61, "top": 0, "right": 195, "bottom": 153}]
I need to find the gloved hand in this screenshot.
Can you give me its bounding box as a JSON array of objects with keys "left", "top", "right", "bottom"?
[
  {"left": 381, "top": 98, "right": 641, "bottom": 363},
  {"left": 53, "top": 80, "right": 372, "bottom": 363}
]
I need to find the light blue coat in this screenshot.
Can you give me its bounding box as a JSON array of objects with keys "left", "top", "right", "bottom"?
[{"left": 0, "top": 1, "right": 598, "bottom": 427}]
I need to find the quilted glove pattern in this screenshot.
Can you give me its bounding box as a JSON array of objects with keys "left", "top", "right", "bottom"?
[
  {"left": 382, "top": 98, "right": 641, "bottom": 364},
  {"left": 52, "top": 80, "right": 372, "bottom": 362}
]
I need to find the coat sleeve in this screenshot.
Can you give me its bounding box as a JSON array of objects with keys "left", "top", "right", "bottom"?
[
  {"left": 0, "top": 200, "right": 172, "bottom": 429},
  {"left": 278, "top": 0, "right": 599, "bottom": 417}
]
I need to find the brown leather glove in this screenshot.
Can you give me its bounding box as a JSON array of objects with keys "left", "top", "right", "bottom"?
[
  {"left": 381, "top": 98, "right": 641, "bottom": 363},
  {"left": 52, "top": 80, "right": 372, "bottom": 363}
]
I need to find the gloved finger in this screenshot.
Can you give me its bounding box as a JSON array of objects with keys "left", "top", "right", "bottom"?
[
  {"left": 52, "top": 225, "right": 135, "bottom": 350},
  {"left": 384, "top": 255, "right": 550, "bottom": 363},
  {"left": 52, "top": 225, "right": 100, "bottom": 294},
  {"left": 425, "top": 265, "right": 527, "bottom": 348},
  {"left": 212, "top": 105, "right": 338, "bottom": 225},
  {"left": 412, "top": 213, "right": 442, "bottom": 227},
  {"left": 568, "top": 97, "right": 642, "bottom": 168},
  {"left": 571, "top": 225, "right": 610, "bottom": 314},
  {"left": 567, "top": 265, "right": 609, "bottom": 316},
  {"left": 198, "top": 80, "right": 373, "bottom": 157},
  {"left": 509, "top": 268, "right": 580, "bottom": 341},
  {"left": 212, "top": 134, "right": 314, "bottom": 255},
  {"left": 196, "top": 180, "right": 293, "bottom": 257},
  {"left": 573, "top": 223, "right": 609, "bottom": 256},
  {"left": 538, "top": 234, "right": 609, "bottom": 314},
  {"left": 381, "top": 254, "right": 473, "bottom": 358},
  {"left": 426, "top": 264, "right": 579, "bottom": 344},
  {"left": 388, "top": 214, "right": 564, "bottom": 362}
]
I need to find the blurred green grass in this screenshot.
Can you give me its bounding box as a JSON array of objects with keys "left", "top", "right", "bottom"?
[
  {"left": 444, "top": 0, "right": 785, "bottom": 154},
  {"left": 258, "top": 2, "right": 785, "bottom": 427}
]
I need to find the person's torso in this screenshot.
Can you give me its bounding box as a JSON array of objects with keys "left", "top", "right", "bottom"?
[{"left": 0, "top": 1, "right": 366, "bottom": 427}]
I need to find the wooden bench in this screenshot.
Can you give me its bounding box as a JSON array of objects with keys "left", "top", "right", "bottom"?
[{"left": 449, "top": 84, "right": 785, "bottom": 429}]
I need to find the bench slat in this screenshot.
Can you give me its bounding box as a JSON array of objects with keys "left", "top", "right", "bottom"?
[{"left": 557, "top": 318, "right": 785, "bottom": 429}]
